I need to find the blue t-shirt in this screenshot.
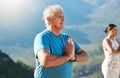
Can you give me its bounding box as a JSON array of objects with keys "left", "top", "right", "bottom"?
[{"left": 33, "top": 29, "right": 80, "bottom": 78}]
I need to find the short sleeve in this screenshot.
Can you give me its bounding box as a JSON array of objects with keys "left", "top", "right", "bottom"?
[
  {"left": 34, "top": 34, "right": 50, "bottom": 58},
  {"left": 74, "top": 41, "right": 80, "bottom": 52}
]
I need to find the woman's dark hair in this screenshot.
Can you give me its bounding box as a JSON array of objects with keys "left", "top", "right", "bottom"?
[{"left": 104, "top": 24, "right": 117, "bottom": 33}]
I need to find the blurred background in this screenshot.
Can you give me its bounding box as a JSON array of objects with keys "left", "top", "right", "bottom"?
[{"left": 0, "top": 0, "right": 120, "bottom": 78}]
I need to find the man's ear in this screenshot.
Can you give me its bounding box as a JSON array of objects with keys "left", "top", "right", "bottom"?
[{"left": 47, "top": 17, "right": 52, "bottom": 23}]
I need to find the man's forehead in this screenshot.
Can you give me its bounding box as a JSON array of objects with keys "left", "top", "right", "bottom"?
[{"left": 54, "top": 10, "right": 63, "bottom": 15}]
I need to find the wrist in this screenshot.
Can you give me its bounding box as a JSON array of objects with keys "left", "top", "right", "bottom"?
[{"left": 69, "top": 55, "right": 77, "bottom": 62}]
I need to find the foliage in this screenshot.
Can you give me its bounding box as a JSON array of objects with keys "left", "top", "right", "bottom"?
[{"left": 0, "top": 50, "right": 34, "bottom": 78}]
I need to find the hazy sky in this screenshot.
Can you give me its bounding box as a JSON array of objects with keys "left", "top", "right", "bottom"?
[{"left": 0, "top": 0, "right": 120, "bottom": 55}]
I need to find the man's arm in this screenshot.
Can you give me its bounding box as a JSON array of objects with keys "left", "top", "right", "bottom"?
[
  {"left": 37, "top": 37, "right": 74, "bottom": 67},
  {"left": 75, "top": 49, "right": 89, "bottom": 62},
  {"left": 37, "top": 49, "right": 71, "bottom": 67}
]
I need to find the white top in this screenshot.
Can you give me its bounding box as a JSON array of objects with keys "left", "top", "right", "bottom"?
[{"left": 103, "top": 38, "right": 120, "bottom": 69}]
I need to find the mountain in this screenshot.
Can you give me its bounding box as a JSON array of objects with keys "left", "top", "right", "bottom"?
[
  {"left": 63, "top": 29, "right": 91, "bottom": 44},
  {"left": 0, "top": 50, "right": 34, "bottom": 78},
  {"left": 0, "top": 43, "right": 104, "bottom": 78},
  {"left": 73, "top": 43, "right": 104, "bottom": 78}
]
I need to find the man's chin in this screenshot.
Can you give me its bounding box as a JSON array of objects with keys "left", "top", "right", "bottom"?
[
  {"left": 61, "top": 26, "right": 64, "bottom": 29},
  {"left": 61, "top": 25, "right": 64, "bottom": 28}
]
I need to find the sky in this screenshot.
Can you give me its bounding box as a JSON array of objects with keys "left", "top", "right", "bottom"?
[{"left": 0, "top": 0, "right": 120, "bottom": 62}]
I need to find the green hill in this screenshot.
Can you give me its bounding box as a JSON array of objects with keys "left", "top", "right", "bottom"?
[{"left": 0, "top": 50, "right": 34, "bottom": 78}]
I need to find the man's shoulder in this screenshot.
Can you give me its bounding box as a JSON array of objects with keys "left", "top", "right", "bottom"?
[
  {"left": 36, "top": 30, "right": 49, "bottom": 37},
  {"left": 34, "top": 30, "right": 50, "bottom": 40},
  {"left": 61, "top": 33, "right": 69, "bottom": 37}
]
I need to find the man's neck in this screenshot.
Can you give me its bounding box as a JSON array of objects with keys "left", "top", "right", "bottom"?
[
  {"left": 52, "top": 31, "right": 60, "bottom": 36},
  {"left": 48, "top": 28, "right": 61, "bottom": 36}
]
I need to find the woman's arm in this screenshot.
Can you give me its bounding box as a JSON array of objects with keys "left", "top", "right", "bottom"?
[
  {"left": 117, "top": 40, "right": 120, "bottom": 51},
  {"left": 103, "top": 39, "right": 120, "bottom": 55}
]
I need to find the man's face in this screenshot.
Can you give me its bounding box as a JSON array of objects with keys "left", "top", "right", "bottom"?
[{"left": 50, "top": 10, "right": 64, "bottom": 30}]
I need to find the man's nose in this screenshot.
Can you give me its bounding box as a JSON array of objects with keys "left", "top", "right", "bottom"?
[{"left": 61, "top": 17, "right": 64, "bottom": 22}]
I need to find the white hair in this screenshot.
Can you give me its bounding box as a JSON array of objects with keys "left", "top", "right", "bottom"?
[{"left": 43, "top": 5, "right": 63, "bottom": 27}]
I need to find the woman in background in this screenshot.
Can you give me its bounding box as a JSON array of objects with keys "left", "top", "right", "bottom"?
[{"left": 102, "top": 24, "right": 120, "bottom": 78}]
